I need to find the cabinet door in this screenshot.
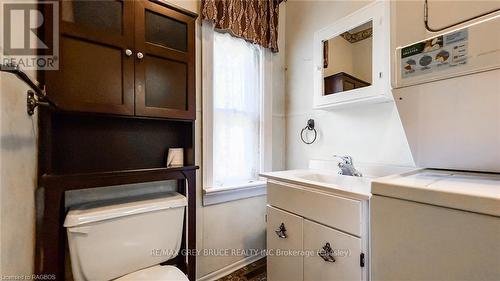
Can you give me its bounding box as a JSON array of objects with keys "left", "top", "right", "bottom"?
[
  {"left": 267, "top": 206, "right": 303, "bottom": 281},
  {"left": 303, "top": 220, "right": 362, "bottom": 281},
  {"left": 134, "top": 1, "right": 196, "bottom": 119},
  {"left": 46, "top": 0, "right": 135, "bottom": 115}
]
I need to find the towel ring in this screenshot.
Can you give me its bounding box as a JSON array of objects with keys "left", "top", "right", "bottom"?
[{"left": 300, "top": 119, "right": 317, "bottom": 144}]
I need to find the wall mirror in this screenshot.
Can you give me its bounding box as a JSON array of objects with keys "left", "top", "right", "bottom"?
[
  {"left": 323, "top": 21, "right": 373, "bottom": 95},
  {"left": 313, "top": 2, "right": 391, "bottom": 109}
]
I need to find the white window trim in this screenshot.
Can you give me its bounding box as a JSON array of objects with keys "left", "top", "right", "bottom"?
[{"left": 202, "top": 21, "right": 273, "bottom": 206}]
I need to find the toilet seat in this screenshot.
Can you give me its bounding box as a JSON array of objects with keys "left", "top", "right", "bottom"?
[{"left": 115, "top": 265, "right": 188, "bottom": 281}]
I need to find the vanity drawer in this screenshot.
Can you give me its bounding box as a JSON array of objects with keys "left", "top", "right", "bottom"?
[
  {"left": 267, "top": 180, "right": 362, "bottom": 236},
  {"left": 304, "top": 219, "right": 362, "bottom": 281},
  {"left": 267, "top": 206, "right": 303, "bottom": 281}
]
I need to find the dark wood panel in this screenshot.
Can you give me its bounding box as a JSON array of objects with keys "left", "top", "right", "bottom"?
[
  {"left": 324, "top": 72, "right": 370, "bottom": 95},
  {"left": 145, "top": 9, "right": 187, "bottom": 52},
  {"left": 61, "top": 22, "right": 127, "bottom": 48},
  {"left": 145, "top": 55, "right": 188, "bottom": 110},
  {"left": 134, "top": 0, "right": 196, "bottom": 119},
  {"left": 62, "top": 0, "right": 123, "bottom": 34},
  {"left": 47, "top": 0, "right": 135, "bottom": 115},
  {"left": 47, "top": 36, "right": 134, "bottom": 114},
  {"left": 60, "top": 0, "right": 133, "bottom": 47},
  {"left": 46, "top": 112, "right": 194, "bottom": 174},
  {"left": 40, "top": 166, "right": 198, "bottom": 190}
]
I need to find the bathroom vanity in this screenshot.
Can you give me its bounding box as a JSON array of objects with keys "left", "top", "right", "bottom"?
[{"left": 261, "top": 170, "right": 371, "bottom": 281}]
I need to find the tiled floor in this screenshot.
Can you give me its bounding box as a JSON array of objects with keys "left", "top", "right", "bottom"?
[{"left": 217, "top": 258, "right": 266, "bottom": 281}]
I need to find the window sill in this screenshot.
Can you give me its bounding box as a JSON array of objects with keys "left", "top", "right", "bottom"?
[{"left": 202, "top": 181, "right": 267, "bottom": 206}]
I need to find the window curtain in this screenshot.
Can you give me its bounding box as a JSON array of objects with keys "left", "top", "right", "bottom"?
[
  {"left": 212, "top": 32, "right": 262, "bottom": 186},
  {"left": 201, "top": 0, "right": 281, "bottom": 52}
]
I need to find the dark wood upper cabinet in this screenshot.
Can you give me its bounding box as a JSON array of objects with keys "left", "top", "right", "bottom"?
[
  {"left": 45, "top": 0, "right": 197, "bottom": 120},
  {"left": 134, "top": 1, "right": 196, "bottom": 119}
]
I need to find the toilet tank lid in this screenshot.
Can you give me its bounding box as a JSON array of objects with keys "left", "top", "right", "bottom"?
[{"left": 64, "top": 192, "right": 187, "bottom": 228}]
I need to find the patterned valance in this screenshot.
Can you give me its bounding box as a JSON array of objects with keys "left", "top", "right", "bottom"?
[
  {"left": 340, "top": 27, "right": 373, "bottom": 44},
  {"left": 201, "top": 0, "right": 281, "bottom": 52}
]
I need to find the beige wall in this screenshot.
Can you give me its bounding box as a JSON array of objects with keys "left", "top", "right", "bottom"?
[
  {"left": 0, "top": 0, "right": 38, "bottom": 275},
  {"left": 351, "top": 37, "right": 372, "bottom": 83},
  {"left": 0, "top": 73, "right": 37, "bottom": 276},
  {"left": 285, "top": 0, "right": 414, "bottom": 169},
  {"left": 324, "top": 36, "right": 372, "bottom": 83},
  {"left": 324, "top": 36, "right": 353, "bottom": 77},
  {"left": 160, "top": 1, "right": 286, "bottom": 279}
]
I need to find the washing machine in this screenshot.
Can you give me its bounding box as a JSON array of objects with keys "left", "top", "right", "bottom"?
[{"left": 370, "top": 169, "right": 500, "bottom": 280}]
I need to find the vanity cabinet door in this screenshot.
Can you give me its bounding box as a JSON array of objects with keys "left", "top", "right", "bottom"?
[
  {"left": 267, "top": 206, "right": 303, "bottom": 281},
  {"left": 303, "top": 219, "right": 362, "bottom": 281},
  {"left": 134, "top": 0, "right": 196, "bottom": 119},
  {"left": 46, "top": 0, "right": 135, "bottom": 115}
]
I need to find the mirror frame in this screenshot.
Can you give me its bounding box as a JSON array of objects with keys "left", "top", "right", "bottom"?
[{"left": 313, "top": 1, "right": 392, "bottom": 109}]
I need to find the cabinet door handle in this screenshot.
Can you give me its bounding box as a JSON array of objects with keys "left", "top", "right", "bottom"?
[
  {"left": 137, "top": 52, "right": 144, "bottom": 60},
  {"left": 275, "top": 223, "right": 287, "bottom": 239},
  {"left": 318, "top": 242, "right": 336, "bottom": 262},
  {"left": 125, "top": 49, "right": 133, "bottom": 57}
]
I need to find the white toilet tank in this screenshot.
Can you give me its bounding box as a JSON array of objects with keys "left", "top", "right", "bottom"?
[{"left": 64, "top": 192, "right": 187, "bottom": 281}]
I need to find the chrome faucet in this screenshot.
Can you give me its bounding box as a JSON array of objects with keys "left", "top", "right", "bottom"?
[{"left": 333, "top": 155, "right": 362, "bottom": 177}]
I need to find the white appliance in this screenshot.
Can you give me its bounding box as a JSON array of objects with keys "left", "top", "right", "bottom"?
[
  {"left": 370, "top": 2, "right": 500, "bottom": 280},
  {"left": 390, "top": 1, "right": 500, "bottom": 173},
  {"left": 371, "top": 169, "right": 500, "bottom": 281},
  {"left": 64, "top": 192, "right": 188, "bottom": 281},
  {"left": 393, "top": 1, "right": 500, "bottom": 88}
]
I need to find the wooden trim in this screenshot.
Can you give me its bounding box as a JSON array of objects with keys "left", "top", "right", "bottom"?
[
  {"left": 150, "top": 0, "right": 199, "bottom": 18},
  {"left": 144, "top": 42, "right": 189, "bottom": 61},
  {"left": 40, "top": 166, "right": 199, "bottom": 190},
  {"left": 61, "top": 22, "right": 128, "bottom": 48},
  {"left": 197, "top": 255, "right": 265, "bottom": 281},
  {"left": 325, "top": 71, "right": 371, "bottom": 86}
]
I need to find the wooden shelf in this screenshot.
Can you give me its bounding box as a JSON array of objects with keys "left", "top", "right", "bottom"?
[{"left": 40, "top": 166, "right": 199, "bottom": 190}]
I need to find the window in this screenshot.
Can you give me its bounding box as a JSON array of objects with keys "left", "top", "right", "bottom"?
[
  {"left": 202, "top": 23, "right": 272, "bottom": 205},
  {"left": 213, "top": 32, "right": 262, "bottom": 187}
]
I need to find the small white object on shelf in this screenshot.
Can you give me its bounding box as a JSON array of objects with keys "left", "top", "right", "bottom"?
[{"left": 166, "top": 148, "right": 184, "bottom": 167}]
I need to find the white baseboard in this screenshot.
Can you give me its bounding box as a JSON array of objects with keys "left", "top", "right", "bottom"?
[{"left": 196, "top": 254, "right": 265, "bottom": 281}]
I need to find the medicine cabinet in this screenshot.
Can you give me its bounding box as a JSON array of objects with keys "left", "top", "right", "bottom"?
[{"left": 313, "top": 1, "right": 392, "bottom": 109}]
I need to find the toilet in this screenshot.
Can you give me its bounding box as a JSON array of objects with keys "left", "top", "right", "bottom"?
[{"left": 64, "top": 192, "right": 189, "bottom": 281}]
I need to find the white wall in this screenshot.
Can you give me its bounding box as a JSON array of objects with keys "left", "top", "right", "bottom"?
[
  {"left": 284, "top": 0, "right": 414, "bottom": 169},
  {"left": 0, "top": 0, "right": 38, "bottom": 274}
]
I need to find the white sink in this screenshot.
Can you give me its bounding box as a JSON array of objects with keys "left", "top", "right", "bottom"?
[
  {"left": 297, "top": 172, "right": 371, "bottom": 184},
  {"left": 261, "top": 164, "right": 416, "bottom": 200},
  {"left": 261, "top": 170, "right": 373, "bottom": 199}
]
